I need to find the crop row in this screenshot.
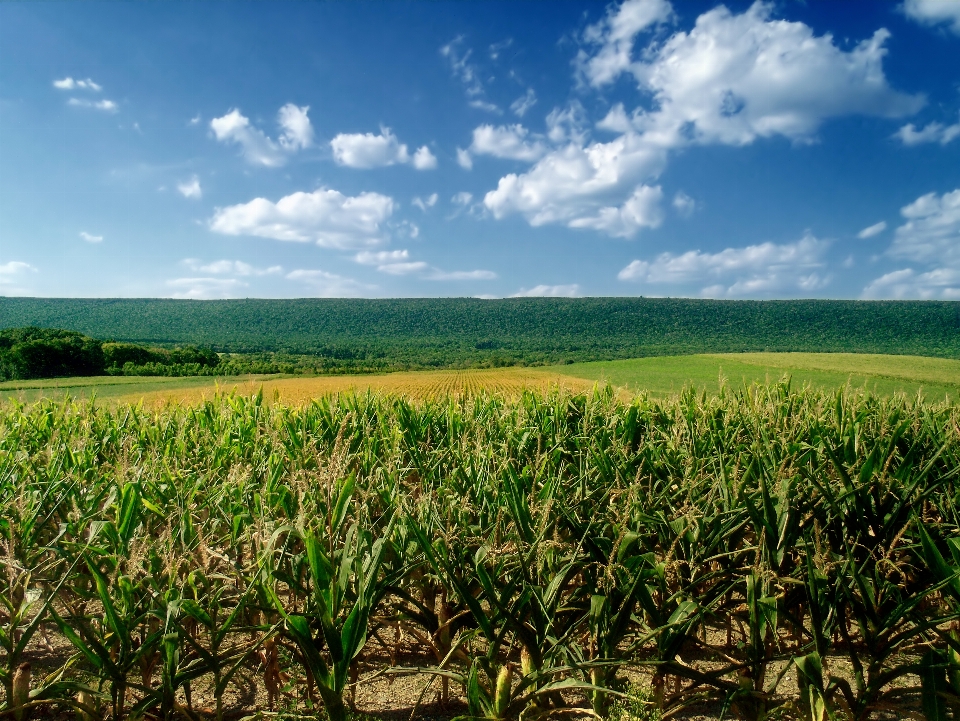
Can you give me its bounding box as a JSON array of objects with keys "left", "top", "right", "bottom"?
[{"left": 1, "top": 383, "right": 959, "bottom": 720}]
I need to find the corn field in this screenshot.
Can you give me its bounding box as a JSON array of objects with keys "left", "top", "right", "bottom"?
[{"left": 2, "top": 383, "right": 959, "bottom": 721}]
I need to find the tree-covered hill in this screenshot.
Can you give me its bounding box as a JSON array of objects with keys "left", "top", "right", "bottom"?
[{"left": 1, "top": 297, "right": 959, "bottom": 366}]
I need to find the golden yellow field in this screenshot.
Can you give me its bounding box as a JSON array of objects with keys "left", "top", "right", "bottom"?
[{"left": 127, "top": 367, "right": 597, "bottom": 406}]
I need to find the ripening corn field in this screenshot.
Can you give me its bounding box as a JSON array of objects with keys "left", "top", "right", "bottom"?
[
  {"left": 117, "top": 368, "right": 597, "bottom": 407},
  {"left": 2, "top": 383, "right": 960, "bottom": 721}
]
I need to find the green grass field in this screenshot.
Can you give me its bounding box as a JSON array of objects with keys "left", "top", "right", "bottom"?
[
  {"left": 4, "top": 352, "right": 959, "bottom": 404},
  {"left": 553, "top": 352, "right": 960, "bottom": 400},
  {"left": 0, "top": 374, "right": 287, "bottom": 404}
]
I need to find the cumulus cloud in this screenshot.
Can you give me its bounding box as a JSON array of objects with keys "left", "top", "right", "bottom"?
[
  {"left": 483, "top": 1, "right": 922, "bottom": 237},
  {"left": 452, "top": 192, "right": 474, "bottom": 206},
  {"left": 483, "top": 133, "right": 668, "bottom": 232},
  {"left": 862, "top": 188, "right": 960, "bottom": 299},
  {"left": 470, "top": 124, "right": 548, "bottom": 162},
  {"left": 510, "top": 89, "right": 537, "bottom": 118},
  {"left": 412, "top": 145, "right": 438, "bottom": 170},
  {"left": 576, "top": 0, "right": 674, "bottom": 87},
  {"left": 512, "top": 284, "right": 580, "bottom": 297},
  {"left": 618, "top": 233, "right": 830, "bottom": 296},
  {"left": 209, "top": 187, "right": 395, "bottom": 249},
  {"left": 894, "top": 113, "right": 960, "bottom": 146},
  {"left": 354, "top": 249, "right": 428, "bottom": 275},
  {"left": 210, "top": 104, "right": 313, "bottom": 167},
  {"left": 182, "top": 259, "right": 282, "bottom": 276},
  {"left": 286, "top": 269, "right": 371, "bottom": 297},
  {"left": 568, "top": 185, "right": 665, "bottom": 238},
  {"left": 352, "top": 249, "right": 494, "bottom": 280},
  {"left": 167, "top": 277, "right": 248, "bottom": 300},
  {"left": 177, "top": 176, "right": 202, "bottom": 199},
  {"left": 862, "top": 267, "right": 960, "bottom": 300},
  {"left": 590, "top": 2, "right": 922, "bottom": 144},
  {"left": 53, "top": 77, "right": 102, "bottom": 91},
  {"left": 888, "top": 188, "right": 960, "bottom": 266},
  {"left": 68, "top": 98, "right": 117, "bottom": 112},
  {"left": 79, "top": 231, "right": 103, "bottom": 243},
  {"left": 456, "top": 147, "right": 473, "bottom": 170},
  {"left": 331, "top": 127, "right": 408, "bottom": 168},
  {"left": 902, "top": 0, "right": 960, "bottom": 35},
  {"left": 857, "top": 221, "right": 887, "bottom": 239},
  {"left": 412, "top": 193, "right": 439, "bottom": 212},
  {"left": 330, "top": 128, "right": 436, "bottom": 170}
]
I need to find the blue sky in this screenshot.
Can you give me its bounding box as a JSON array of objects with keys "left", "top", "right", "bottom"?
[{"left": 1, "top": 0, "right": 958, "bottom": 300}]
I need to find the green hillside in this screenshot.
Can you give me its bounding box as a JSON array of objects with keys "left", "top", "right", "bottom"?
[{"left": 1, "top": 297, "right": 958, "bottom": 365}]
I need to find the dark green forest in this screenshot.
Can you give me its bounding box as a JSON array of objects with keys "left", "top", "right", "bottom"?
[
  {"left": 0, "top": 327, "right": 220, "bottom": 381},
  {"left": 2, "top": 297, "right": 959, "bottom": 373}
]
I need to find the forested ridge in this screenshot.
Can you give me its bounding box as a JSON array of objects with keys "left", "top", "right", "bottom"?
[{"left": 2, "top": 297, "right": 958, "bottom": 367}]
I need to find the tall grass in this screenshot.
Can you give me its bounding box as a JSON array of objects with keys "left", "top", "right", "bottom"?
[{"left": 1, "top": 382, "right": 958, "bottom": 720}]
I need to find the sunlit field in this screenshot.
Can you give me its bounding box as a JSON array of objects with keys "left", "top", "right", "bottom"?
[{"left": 3, "top": 353, "right": 959, "bottom": 406}]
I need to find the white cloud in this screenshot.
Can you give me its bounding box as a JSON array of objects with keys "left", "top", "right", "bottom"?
[
  {"left": 857, "top": 220, "right": 887, "bottom": 239},
  {"left": 510, "top": 89, "right": 537, "bottom": 118},
  {"left": 888, "top": 188, "right": 960, "bottom": 266},
  {"left": 894, "top": 113, "right": 960, "bottom": 146},
  {"left": 353, "top": 249, "right": 428, "bottom": 275},
  {"left": 441, "top": 36, "right": 501, "bottom": 112},
  {"left": 620, "top": 2, "right": 922, "bottom": 146},
  {"left": 576, "top": 0, "right": 674, "bottom": 87},
  {"left": 275, "top": 103, "right": 314, "bottom": 150},
  {"left": 456, "top": 147, "right": 473, "bottom": 170},
  {"left": 0, "top": 261, "right": 36, "bottom": 277},
  {"left": 412, "top": 145, "right": 438, "bottom": 170},
  {"left": 182, "top": 259, "right": 282, "bottom": 276},
  {"left": 441, "top": 35, "right": 484, "bottom": 97},
  {"left": 862, "top": 188, "right": 960, "bottom": 299},
  {"left": 483, "top": 133, "right": 668, "bottom": 232},
  {"left": 485, "top": 2, "right": 922, "bottom": 237},
  {"left": 177, "top": 175, "right": 202, "bottom": 199},
  {"left": 862, "top": 267, "right": 960, "bottom": 300},
  {"left": 470, "top": 124, "right": 548, "bottom": 162},
  {"left": 352, "top": 249, "right": 493, "bottom": 280},
  {"left": 0, "top": 261, "right": 37, "bottom": 296},
  {"left": 189, "top": 114, "right": 201, "bottom": 126},
  {"left": 469, "top": 99, "right": 503, "bottom": 114},
  {"left": 79, "top": 231, "right": 103, "bottom": 243},
  {"left": 412, "top": 193, "right": 439, "bottom": 212},
  {"left": 672, "top": 190, "right": 696, "bottom": 217},
  {"left": 452, "top": 192, "right": 473, "bottom": 206},
  {"left": 546, "top": 102, "right": 589, "bottom": 144},
  {"left": 331, "top": 127, "right": 409, "bottom": 168},
  {"left": 568, "top": 185, "right": 665, "bottom": 238},
  {"left": 210, "top": 104, "right": 313, "bottom": 167},
  {"left": 902, "top": 0, "right": 960, "bottom": 35},
  {"left": 330, "top": 128, "right": 435, "bottom": 170},
  {"left": 489, "top": 38, "right": 513, "bottom": 61},
  {"left": 618, "top": 233, "right": 830, "bottom": 296},
  {"left": 286, "top": 269, "right": 370, "bottom": 297},
  {"left": 54, "top": 77, "right": 102, "bottom": 91},
  {"left": 428, "top": 269, "right": 497, "bottom": 281},
  {"left": 209, "top": 187, "right": 395, "bottom": 249},
  {"left": 512, "top": 284, "right": 580, "bottom": 297},
  {"left": 68, "top": 98, "right": 117, "bottom": 112},
  {"left": 167, "top": 277, "right": 247, "bottom": 300}
]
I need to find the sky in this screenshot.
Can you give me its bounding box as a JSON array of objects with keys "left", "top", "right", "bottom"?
[{"left": 0, "top": 0, "right": 959, "bottom": 300}]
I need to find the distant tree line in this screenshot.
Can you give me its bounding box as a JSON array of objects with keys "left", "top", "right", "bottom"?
[
  {"left": 0, "top": 327, "right": 221, "bottom": 381},
  {"left": 2, "top": 297, "right": 958, "bottom": 363}
]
